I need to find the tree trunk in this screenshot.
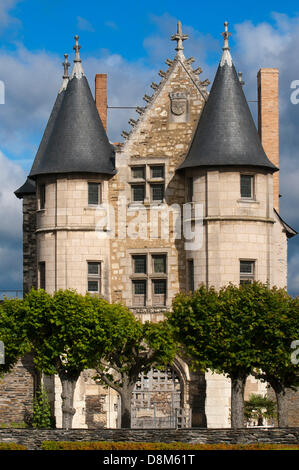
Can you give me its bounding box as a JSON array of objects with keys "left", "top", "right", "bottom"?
[
  {"left": 119, "top": 384, "right": 135, "bottom": 429},
  {"left": 60, "top": 376, "right": 79, "bottom": 429},
  {"left": 231, "top": 375, "right": 246, "bottom": 428},
  {"left": 275, "top": 388, "right": 288, "bottom": 427}
]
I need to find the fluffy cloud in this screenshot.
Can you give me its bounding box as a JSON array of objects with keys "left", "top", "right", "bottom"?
[
  {"left": 77, "top": 16, "right": 95, "bottom": 33},
  {"left": 0, "top": 151, "right": 24, "bottom": 291},
  {"left": 0, "top": 0, "right": 22, "bottom": 32}
]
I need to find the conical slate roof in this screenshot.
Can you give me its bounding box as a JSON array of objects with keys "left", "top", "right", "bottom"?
[
  {"left": 179, "top": 24, "right": 277, "bottom": 173},
  {"left": 30, "top": 37, "right": 115, "bottom": 178},
  {"left": 15, "top": 177, "right": 36, "bottom": 199}
]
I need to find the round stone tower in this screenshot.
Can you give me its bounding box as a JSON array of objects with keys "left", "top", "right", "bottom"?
[
  {"left": 28, "top": 37, "right": 116, "bottom": 299},
  {"left": 179, "top": 22, "right": 287, "bottom": 293}
]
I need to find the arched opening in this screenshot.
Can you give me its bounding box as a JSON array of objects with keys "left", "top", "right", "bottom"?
[{"left": 131, "top": 365, "right": 189, "bottom": 428}]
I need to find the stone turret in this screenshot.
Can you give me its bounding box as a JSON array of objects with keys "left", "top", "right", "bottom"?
[{"left": 25, "top": 36, "right": 114, "bottom": 298}]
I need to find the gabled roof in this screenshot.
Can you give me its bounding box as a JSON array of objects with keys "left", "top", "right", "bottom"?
[
  {"left": 14, "top": 177, "right": 36, "bottom": 199},
  {"left": 178, "top": 23, "right": 277, "bottom": 173},
  {"left": 120, "top": 21, "right": 209, "bottom": 144},
  {"left": 29, "top": 37, "right": 116, "bottom": 178}
]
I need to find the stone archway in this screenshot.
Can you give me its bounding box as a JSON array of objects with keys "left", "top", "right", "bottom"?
[{"left": 131, "top": 365, "right": 190, "bottom": 428}]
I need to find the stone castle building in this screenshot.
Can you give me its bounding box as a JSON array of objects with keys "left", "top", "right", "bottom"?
[{"left": 1, "top": 21, "right": 297, "bottom": 428}]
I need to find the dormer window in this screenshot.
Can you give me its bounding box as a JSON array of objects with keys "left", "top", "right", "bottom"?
[{"left": 240, "top": 174, "right": 254, "bottom": 199}]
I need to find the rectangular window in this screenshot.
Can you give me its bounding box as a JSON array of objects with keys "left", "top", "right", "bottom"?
[
  {"left": 40, "top": 184, "right": 46, "bottom": 209},
  {"left": 151, "top": 165, "right": 164, "bottom": 179},
  {"left": 88, "top": 183, "right": 101, "bottom": 205},
  {"left": 187, "top": 177, "right": 193, "bottom": 202},
  {"left": 152, "top": 279, "right": 167, "bottom": 306},
  {"left": 188, "top": 259, "right": 194, "bottom": 292},
  {"left": 39, "top": 262, "right": 46, "bottom": 290},
  {"left": 152, "top": 254, "right": 166, "bottom": 273},
  {"left": 132, "top": 280, "right": 146, "bottom": 306},
  {"left": 240, "top": 260, "right": 255, "bottom": 285},
  {"left": 132, "top": 184, "right": 145, "bottom": 202},
  {"left": 151, "top": 183, "right": 164, "bottom": 202},
  {"left": 133, "top": 255, "right": 147, "bottom": 274},
  {"left": 87, "top": 262, "right": 101, "bottom": 293},
  {"left": 240, "top": 175, "right": 254, "bottom": 199},
  {"left": 132, "top": 166, "right": 145, "bottom": 179}
]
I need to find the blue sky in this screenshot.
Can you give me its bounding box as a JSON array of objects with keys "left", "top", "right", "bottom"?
[{"left": 0, "top": 0, "right": 299, "bottom": 295}]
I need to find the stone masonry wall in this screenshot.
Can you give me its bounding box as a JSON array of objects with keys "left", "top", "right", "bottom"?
[
  {"left": 0, "top": 353, "right": 35, "bottom": 424},
  {"left": 0, "top": 428, "right": 298, "bottom": 450}
]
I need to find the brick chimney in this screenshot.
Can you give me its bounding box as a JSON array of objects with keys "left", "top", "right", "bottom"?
[
  {"left": 95, "top": 74, "right": 107, "bottom": 132},
  {"left": 257, "top": 68, "right": 279, "bottom": 211}
]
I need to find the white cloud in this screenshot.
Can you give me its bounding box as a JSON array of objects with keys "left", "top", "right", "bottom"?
[
  {"left": 0, "top": 0, "right": 22, "bottom": 32},
  {"left": 0, "top": 151, "right": 24, "bottom": 289},
  {"left": 77, "top": 16, "right": 95, "bottom": 33}
]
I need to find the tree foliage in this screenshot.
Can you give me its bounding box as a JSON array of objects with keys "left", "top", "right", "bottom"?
[{"left": 0, "top": 298, "right": 30, "bottom": 377}]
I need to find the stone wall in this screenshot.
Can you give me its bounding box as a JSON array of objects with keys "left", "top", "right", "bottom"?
[
  {"left": 0, "top": 427, "right": 297, "bottom": 450},
  {"left": 0, "top": 353, "right": 35, "bottom": 424}
]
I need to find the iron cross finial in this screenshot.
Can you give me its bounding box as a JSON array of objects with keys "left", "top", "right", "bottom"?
[
  {"left": 73, "top": 35, "right": 81, "bottom": 62},
  {"left": 62, "top": 53, "right": 70, "bottom": 79},
  {"left": 221, "top": 21, "right": 231, "bottom": 50},
  {"left": 171, "top": 20, "right": 188, "bottom": 55}
]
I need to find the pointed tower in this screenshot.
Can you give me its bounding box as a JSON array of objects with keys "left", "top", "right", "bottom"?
[
  {"left": 179, "top": 22, "right": 276, "bottom": 172},
  {"left": 15, "top": 54, "right": 72, "bottom": 294},
  {"left": 179, "top": 22, "right": 289, "bottom": 292},
  {"left": 25, "top": 36, "right": 114, "bottom": 303},
  {"left": 178, "top": 22, "right": 296, "bottom": 428}
]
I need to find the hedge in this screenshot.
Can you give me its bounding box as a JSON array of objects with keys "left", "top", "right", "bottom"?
[
  {"left": 0, "top": 443, "right": 27, "bottom": 450},
  {"left": 41, "top": 441, "right": 299, "bottom": 451}
]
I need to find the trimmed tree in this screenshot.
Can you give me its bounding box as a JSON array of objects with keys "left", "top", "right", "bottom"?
[
  {"left": 94, "top": 313, "right": 177, "bottom": 428},
  {"left": 0, "top": 297, "right": 30, "bottom": 377},
  {"left": 24, "top": 289, "right": 112, "bottom": 429},
  {"left": 249, "top": 286, "right": 299, "bottom": 427},
  {"left": 168, "top": 283, "right": 282, "bottom": 428}
]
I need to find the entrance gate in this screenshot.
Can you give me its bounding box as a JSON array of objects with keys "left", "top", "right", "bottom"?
[{"left": 131, "top": 367, "right": 190, "bottom": 428}]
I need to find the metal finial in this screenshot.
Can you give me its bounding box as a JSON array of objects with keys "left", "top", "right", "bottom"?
[
  {"left": 73, "top": 35, "right": 81, "bottom": 62},
  {"left": 171, "top": 20, "right": 188, "bottom": 56},
  {"left": 221, "top": 21, "right": 231, "bottom": 50},
  {"left": 63, "top": 53, "right": 70, "bottom": 79}
]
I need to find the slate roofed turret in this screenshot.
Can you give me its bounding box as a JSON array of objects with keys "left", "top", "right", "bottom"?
[
  {"left": 178, "top": 22, "right": 277, "bottom": 173},
  {"left": 15, "top": 54, "right": 71, "bottom": 198},
  {"left": 29, "top": 36, "right": 116, "bottom": 178}
]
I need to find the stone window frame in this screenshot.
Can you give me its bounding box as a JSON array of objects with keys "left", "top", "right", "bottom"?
[
  {"left": 129, "top": 248, "right": 169, "bottom": 307},
  {"left": 240, "top": 259, "right": 256, "bottom": 285},
  {"left": 128, "top": 157, "right": 168, "bottom": 206},
  {"left": 87, "top": 260, "right": 102, "bottom": 294},
  {"left": 39, "top": 183, "right": 46, "bottom": 210},
  {"left": 88, "top": 181, "right": 102, "bottom": 206},
  {"left": 240, "top": 173, "right": 255, "bottom": 200}
]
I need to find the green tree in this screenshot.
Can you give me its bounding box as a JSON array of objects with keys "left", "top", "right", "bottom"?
[
  {"left": 94, "top": 314, "right": 177, "bottom": 428},
  {"left": 168, "top": 283, "right": 289, "bottom": 429},
  {"left": 24, "top": 289, "right": 111, "bottom": 429},
  {"left": 0, "top": 298, "right": 30, "bottom": 377},
  {"left": 249, "top": 287, "right": 299, "bottom": 427}
]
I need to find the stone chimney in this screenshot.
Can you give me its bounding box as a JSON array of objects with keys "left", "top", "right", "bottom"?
[
  {"left": 257, "top": 68, "right": 279, "bottom": 211},
  {"left": 95, "top": 74, "right": 107, "bottom": 132}
]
